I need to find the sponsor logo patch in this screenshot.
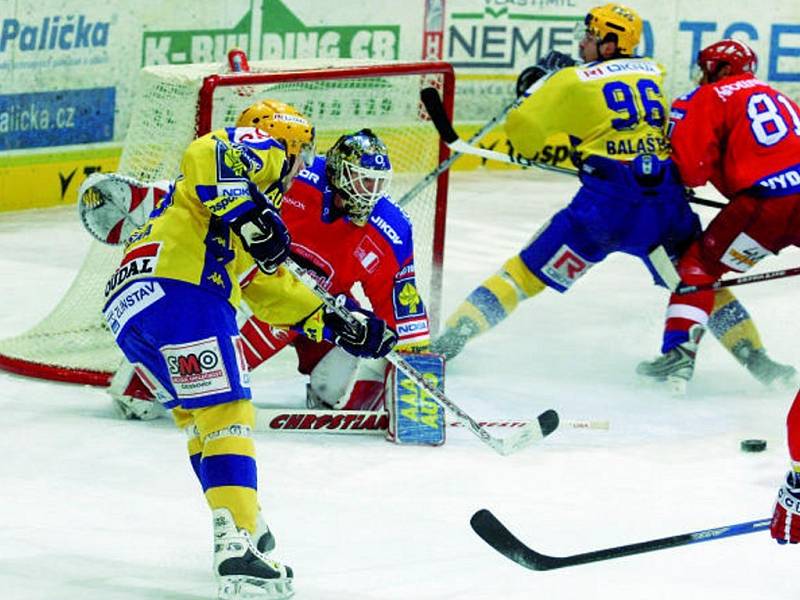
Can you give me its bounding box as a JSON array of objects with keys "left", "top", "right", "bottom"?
[
  {"left": 720, "top": 232, "right": 772, "bottom": 272},
  {"left": 396, "top": 318, "right": 430, "bottom": 340},
  {"left": 355, "top": 235, "right": 383, "bottom": 274},
  {"left": 105, "top": 242, "right": 161, "bottom": 297},
  {"left": 370, "top": 214, "right": 403, "bottom": 246},
  {"left": 103, "top": 280, "right": 165, "bottom": 336},
  {"left": 542, "top": 245, "right": 594, "bottom": 288},
  {"left": 161, "top": 337, "right": 231, "bottom": 399}
]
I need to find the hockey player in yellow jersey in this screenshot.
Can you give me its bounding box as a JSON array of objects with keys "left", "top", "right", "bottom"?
[
  {"left": 103, "top": 100, "right": 396, "bottom": 599},
  {"left": 431, "top": 3, "right": 794, "bottom": 389}
]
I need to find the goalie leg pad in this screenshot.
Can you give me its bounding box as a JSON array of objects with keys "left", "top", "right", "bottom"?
[
  {"left": 385, "top": 353, "right": 446, "bottom": 446},
  {"left": 306, "top": 347, "right": 386, "bottom": 410},
  {"left": 108, "top": 360, "right": 169, "bottom": 420}
]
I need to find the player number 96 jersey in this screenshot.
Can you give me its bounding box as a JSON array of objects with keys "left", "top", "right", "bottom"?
[{"left": 506, "top": 57, "right": 670, "bottom": 163}]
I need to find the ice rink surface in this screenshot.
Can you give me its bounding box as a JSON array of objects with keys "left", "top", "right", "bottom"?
[{"left": 1, "top": 170, "right": 799, "bottom": 599}]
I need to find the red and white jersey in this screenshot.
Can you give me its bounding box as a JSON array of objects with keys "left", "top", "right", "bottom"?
[
  {"left": 669, "top": 73, "right": 800, "bottom": 198},
  {"left": 245, "top": 155, "right": 430, "bottom": 349}
]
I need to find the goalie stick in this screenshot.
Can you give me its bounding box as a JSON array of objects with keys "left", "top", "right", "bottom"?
[
  {"left": 470, "top": 508, "right": 770, "bottom": 571},
  {"left": 253, "top": 407, "right": 608, "bottom": 435},
  {"left": 283, "top": 257, "right": 560, "bottom": 455},
  {"left": 419, "top": 87, "right": 727, "bottom": 210}
]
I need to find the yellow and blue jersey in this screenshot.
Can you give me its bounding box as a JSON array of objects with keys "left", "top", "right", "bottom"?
[
  {"left": 506, "top": 58, "right": 670, "bottom": 163},
  {"left": 105, "top": 126, "right": 322, "bottom": 326}
]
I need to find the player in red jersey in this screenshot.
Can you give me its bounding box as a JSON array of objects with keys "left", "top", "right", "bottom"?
[
  {"left": 233, "top": 119, "right": 432, "bottom": 414},
  {"left": 637, "top": 39, "right": 800, "bottom": 392}
]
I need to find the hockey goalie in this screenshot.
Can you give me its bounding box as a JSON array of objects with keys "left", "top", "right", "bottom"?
[{"left": 80, "top": 103, "right": 445, "bottom": 445}]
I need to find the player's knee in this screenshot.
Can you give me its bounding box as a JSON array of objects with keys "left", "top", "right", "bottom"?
[
  {"left": 502, "top": 255, "right": 546, "bottom": 298},
  {"left": 679, "top": 245, "right": 718, "bottom": 284},
  {"left": 192, "top": 400, "right": 256, "bottom": 443}
]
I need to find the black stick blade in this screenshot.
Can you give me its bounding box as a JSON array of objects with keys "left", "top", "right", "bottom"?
[
  {"left": 470, "top": 509, "right": 555, "bottom": 570},
  {"left": 420, "top": 87, "right": 459, "bottom": 144},
  {"left": 538, "top": 409, "right": 560, "bottom": 437}
]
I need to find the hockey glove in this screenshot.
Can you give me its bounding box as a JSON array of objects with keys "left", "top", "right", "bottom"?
[
  {"left": 232, "top": 204, "right": 291, "bottom": 274},
  {"left": 299, "top": 295, "right": 397, "bottom": 359},
  {"left": 771, "top": 471, "right": 800, "bottom": 544},
  {"left": 515, "top": 50, "right": 576, "bottom": 97}
]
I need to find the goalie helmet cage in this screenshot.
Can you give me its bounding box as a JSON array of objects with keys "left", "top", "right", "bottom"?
[{"left": 0, "top": 57, "right": 455, "bottom": 386}]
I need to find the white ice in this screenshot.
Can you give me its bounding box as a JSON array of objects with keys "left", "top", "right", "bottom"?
[{"left": 1, "top": 171, "right": 798, "bottom": 599}]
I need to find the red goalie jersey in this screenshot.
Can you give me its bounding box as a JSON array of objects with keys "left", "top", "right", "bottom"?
[
  {"left": 669, "top": 72, "right": 800, "bottom": 198},
  {"left": 239, "top": 154, "right": 431, "bottom": 373}
]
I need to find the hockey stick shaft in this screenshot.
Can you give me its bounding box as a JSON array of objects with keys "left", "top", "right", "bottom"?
[
  {"left": 253, "top": 407, "right": 607, "bottom": 435},
  {"left": 470, "top": 509, "right": 770, "bottom": 571},
  {"left": 397, "top": 93, "right": 523, "bottom": 208},
  {"left": 419, "top": 87, "right": 727, "bottom": 209},
  {"left": 676, "top": 265, "right": 800, "bottom": 294},
  {"left": 283, "top": 258, "right": 559, "bottom": 455},
  {"left": 648, "top": 246, "right": 800, "bottom": 294}
]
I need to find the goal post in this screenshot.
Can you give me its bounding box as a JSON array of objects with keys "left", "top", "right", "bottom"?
[{"left": 0, "top": 55, "right": 455, "bottom": 386}]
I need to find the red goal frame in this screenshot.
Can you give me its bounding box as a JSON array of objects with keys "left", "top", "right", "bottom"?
[{"left": 0, "top": 61, "right": 456, "bottom": 386}]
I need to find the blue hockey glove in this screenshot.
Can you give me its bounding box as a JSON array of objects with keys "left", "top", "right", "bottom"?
[{"left": 299, "top": 295, "right": 397, "bottom": 359}]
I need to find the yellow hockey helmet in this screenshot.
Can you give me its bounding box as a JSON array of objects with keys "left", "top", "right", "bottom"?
[
  {"left": 236, "top": 99, "right": 316, "bottom": 167},
  {"left": 584, "top": 3, "right": 642, "bottom": 56}
]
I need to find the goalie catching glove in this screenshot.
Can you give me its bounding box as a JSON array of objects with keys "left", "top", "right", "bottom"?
[
  {"left": 298, "top": 294, "right": 397, "bottom": 359},
  {"left": 231, "top": 197, "right": 291, "bottom": 274},
  {"left": 515, "top": 50, "right": 576, "bottom": 97}
]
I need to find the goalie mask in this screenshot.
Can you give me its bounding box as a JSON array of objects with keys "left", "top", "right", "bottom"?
[
  {"left": 236, "top": 99, "right": 316, "bottom": 169},
  {"left": 580, "top": 3, "right": 642, "bottom": 56},
  {"left": 325, "top": 129, "right": 392, "bottom": 226}
]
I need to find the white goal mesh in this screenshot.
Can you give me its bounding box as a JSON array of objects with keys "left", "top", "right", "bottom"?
[{"left": 0, "top": 57, "right": 454, "bottom": 385}]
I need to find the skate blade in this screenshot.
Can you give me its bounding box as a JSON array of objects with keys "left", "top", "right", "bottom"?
[
  {"left": 665, "top": 376, "right": 688, "bottom": 396},
  {"left": 218, "top": 575, "right": 294, "bottom": 600},
  {"left": 635, "top": 373, "right": 688, "bottom": 396}
]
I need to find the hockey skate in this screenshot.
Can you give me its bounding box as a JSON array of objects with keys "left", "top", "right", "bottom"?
[
  {"left": 732, "top": 340, "right": 798, "bottom": 389},
  {"left": 213, "top": 509, "right": 293, "bottom": 600},
  {"left": 429, "top": 317, "right": 481, "bottom": 360},
  {"left": 637, "top": 326, "right": 705, "bottom": 395}
]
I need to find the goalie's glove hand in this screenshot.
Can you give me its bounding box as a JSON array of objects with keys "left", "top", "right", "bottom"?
[
  {"left": 771, "top": 471, "right": 800, "bottom": 544},
  {"left": 300, "top": 295, "right": 397, "bottom": 359},
  {"left": 232, "top": 204, "right": 291, "bottom": 275},
  {"left": 515, "top": 50, "right": 576, "bottom": 97}
]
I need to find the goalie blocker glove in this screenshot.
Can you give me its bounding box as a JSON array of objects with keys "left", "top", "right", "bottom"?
[
  {"left": 515, "top": 50, "right": 576, "bottom": 97},
  {"left": 231, "top": 200, "right": 291, "bottom": 274},
  {"left": 771, "top": 470, "right": 800, "bottom": 544},
  {"left": 298, "top": 294, "right": 397, "bottom": 359}
]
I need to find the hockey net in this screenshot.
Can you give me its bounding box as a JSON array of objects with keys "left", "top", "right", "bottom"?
[{"left": 0, "top": 57, "right": 454, "bottom": 386}]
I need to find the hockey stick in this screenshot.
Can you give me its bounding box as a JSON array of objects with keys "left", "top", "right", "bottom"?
[
  {"left": 397, "top": 74, "right": 553, "bottom": 207},
  {"left": 254, "top": 407, "right": 608, "bottom": 435},
  {"left": 648, "top": 246, "right": 800, "bottom": 294},
  {"left": 470, "top": 508, "right": 770, "bottom": 571},
  {"left": 283, "top": 257, "right": 560, "bottom": 455},
  {"left": 676, "top": 265, "right": 800, "bottom": 294},
  {"left": 419, "top": 87, "right": 727, "bottom": 210}
]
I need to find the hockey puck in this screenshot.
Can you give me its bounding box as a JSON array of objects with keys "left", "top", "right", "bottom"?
[{"left": 740, "top": 439, "right": 767, "bottom": 453}]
